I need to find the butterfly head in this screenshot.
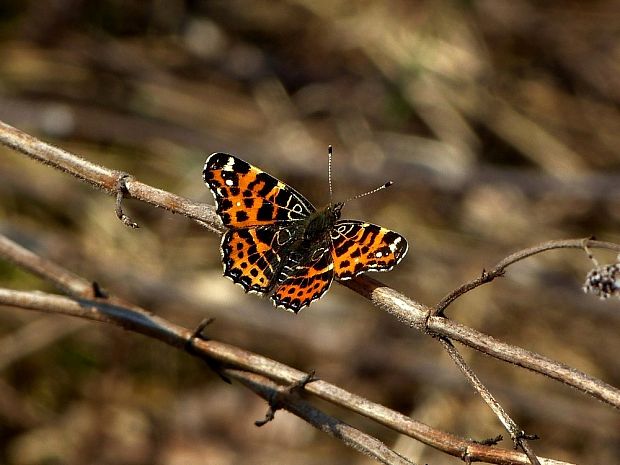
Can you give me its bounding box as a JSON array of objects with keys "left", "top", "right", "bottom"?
[{"left": 331, "top": 201, "right": 344, "bottom": 220}]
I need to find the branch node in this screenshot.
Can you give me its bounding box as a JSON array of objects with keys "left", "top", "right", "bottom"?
[
  {"left": 255, "top": 370, "right": 317, "bottom": 427},
  {"left": 115, "top": 173, "right": 140, "bottom": 229},
  {"left": 513, "top": 432, "right": 540, "bottom": 445}
]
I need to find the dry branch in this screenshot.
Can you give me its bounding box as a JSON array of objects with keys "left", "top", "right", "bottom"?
[
  {"left": 2, "top": 119, "right": 617, "bottom": 464},
  {"left": 0, "top": 233, "right": 569, "bottom": 465},
  {"left": 3, "top": 119, "right": 616, "bottom": 409}
]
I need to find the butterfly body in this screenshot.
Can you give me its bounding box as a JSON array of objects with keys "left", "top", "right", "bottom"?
[
  {"left": 304, "top": 202, "right": 343, "bottom": 239},
  {"left": 203, "top": 152, "right": 408, "bottom": 313}
]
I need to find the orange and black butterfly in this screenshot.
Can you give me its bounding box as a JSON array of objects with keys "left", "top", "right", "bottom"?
[{"left": 203, "top": 148, "right": 408, "bottom": 312}]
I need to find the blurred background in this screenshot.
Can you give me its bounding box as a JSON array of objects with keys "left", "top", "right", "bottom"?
[{"left": 1, "top": 1, "right": 620, "bottom": 464}]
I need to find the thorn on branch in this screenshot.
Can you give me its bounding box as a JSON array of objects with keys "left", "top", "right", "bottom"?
[
  {"left": 185, "top": 318, "right": 231, "bottom": 384},
  {"left": 255, "top": 370, "right": 317, "bottom": 427},
  {"left": 472, "top": 434, "right": 503, "bottom": 446},
  {"left": 91, "top": 281, "right": 107, "bottom": 298},
  {"left": 481, "top": 268, "right": 503, "bottom": 282},
  {"left": 190, "top": 317, "right": 216, "bottom": 342},
  {"left": 115, "top": 173, "right": 140, "bottom": 229}
]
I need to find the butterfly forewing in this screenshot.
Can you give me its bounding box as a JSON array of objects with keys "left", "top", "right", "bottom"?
[
  {"left": 203, "top": 153, "right": 315, "bottom": 228},
  {"left": 330, "top": 220, "right": 408, "bottom": 279}
]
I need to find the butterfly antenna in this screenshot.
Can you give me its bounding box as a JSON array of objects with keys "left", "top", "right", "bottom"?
[
  {"left": 328, "top": 145, "right": 334, "bottom": 203},
  {"left": 345, "top": 181, "right": 394, "bottom": 204}
]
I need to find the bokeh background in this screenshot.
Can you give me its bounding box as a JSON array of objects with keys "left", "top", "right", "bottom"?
[{"left": 1, "top": 1, "right": 620, "bottom": 464}]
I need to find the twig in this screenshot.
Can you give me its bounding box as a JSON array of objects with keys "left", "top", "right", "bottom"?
[
  {"left": 225, "top": 369, "right": 417, "bottom": 465},
  {"left": 0, "top": 290, "right": 411, "bottom": 465},
  {"left": 4, "top": 224, "right": 616, "bottom": 412},
  {"left": 254, "top": 370, "right": 316, "bottom": 426},
  {"left": 115, "top": 173, "right": 140, "bottom": 229},
  {"left": 0, "top": 120, "right": 223, "bottom": 233},
  {"left": 439, "top": 338, "right": 541, "bottom": 465},
  {"left": 427, "top": 315, "right": 620, "bottom": 408},
  {"left": 433, "top": 238, "right": 620, "bottom": 316},
  {"left": 0, "top": 234, "right": 98, "bottom": 299},
  {"left": 0, "top": 233, "right": 582, "bottom": 464}
]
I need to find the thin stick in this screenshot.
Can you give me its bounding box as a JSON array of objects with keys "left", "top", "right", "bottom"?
[
  {"left": 0, "top": 120, "right": 223, "bottom": 233},
  {"left": 431, "top": 313, "right": 620, "bottom": 407},
  {"left": 0, "top": 236, "right": 598, "bottom": 464},
  {"left": 0, "top": 234, "right": 98, "bottom": 298},
  {"left": 2, "top": 121, "right": 618, "bottom": 463},
  {"left": 115, "top": 173, "right": 140, "bottom": 229},
  {"left": 439, "top": 338, "right": 541, "bottom": 465}
]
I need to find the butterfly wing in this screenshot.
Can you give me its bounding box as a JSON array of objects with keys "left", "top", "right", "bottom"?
[
  {"left": 330, "top": 220, "right": 408, "bottom": 279},
  {"left": 203, "top": 153, "right": 315, "bottom": 228},
  {"left": 271, "top": 246, "right": 334, "bottom": 313},
  {"left": 221, "top": 226, "right": 294, "bottom": 294}
]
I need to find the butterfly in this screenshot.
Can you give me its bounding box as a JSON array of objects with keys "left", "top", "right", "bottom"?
[{"left": 202, "top": 148, "right": 408, "bottom": 313}]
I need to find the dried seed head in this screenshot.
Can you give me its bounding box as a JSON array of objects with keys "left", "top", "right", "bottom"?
[{"left": 583, "top": 263, "right": 620, "bottom": 299}]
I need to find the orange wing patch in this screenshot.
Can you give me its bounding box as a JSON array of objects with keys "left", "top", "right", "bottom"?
[{"left": 330, "top": 221, "right": 408, "bottom": 280}]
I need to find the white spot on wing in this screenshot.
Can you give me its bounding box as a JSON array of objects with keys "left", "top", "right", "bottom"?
[
  {"left": 389, "top": 236, "right": 401, "bottom": 252},
  {"left": 225, "top": 179, "right": 234, "bottom": 186}
]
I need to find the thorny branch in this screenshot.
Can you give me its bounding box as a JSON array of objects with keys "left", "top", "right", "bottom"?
[
  {"left": 2, "top": 120, "right": 618, "bottom": 464},
  {"left": 0, "top": 246, "right": 559, "bottom": 464}
]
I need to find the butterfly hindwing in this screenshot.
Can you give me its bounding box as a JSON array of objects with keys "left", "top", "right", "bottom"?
[
  {"left": 272, "top": 245, "right": 335, "bottom": 312},
  {"left": 330, "top": 220, "right": 408, "bottom": 280},
  {"left": 221, "top": 226, "right": 296, "bottom": 294},
  {"left": 203, "top": 153, "right": 315, "bottom": 228}
]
